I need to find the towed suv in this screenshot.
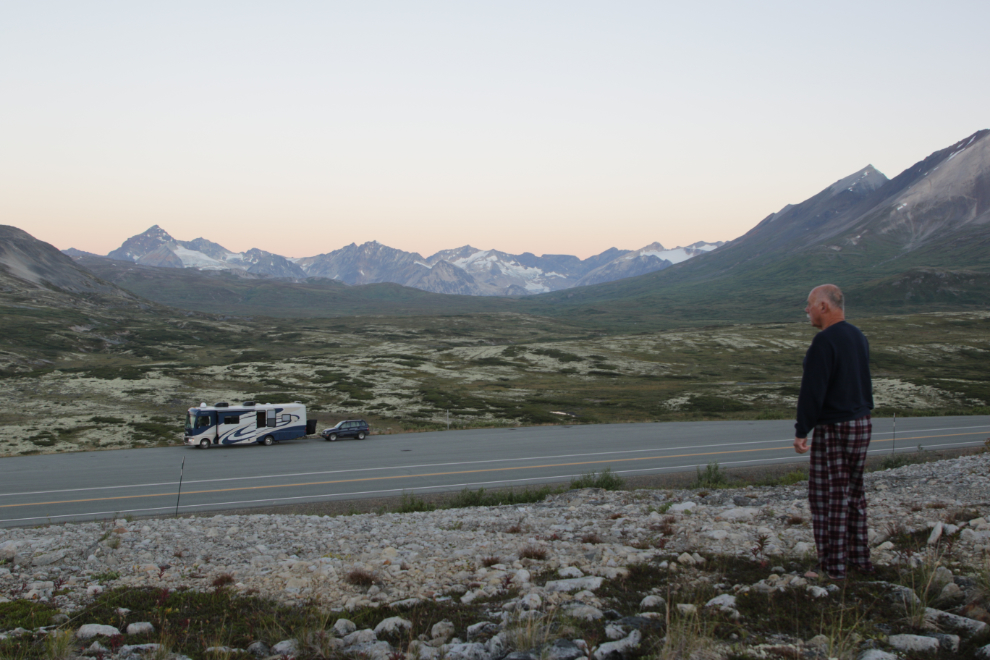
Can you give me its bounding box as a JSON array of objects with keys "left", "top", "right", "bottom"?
[{"left": 321, "top": 419, "right": 370, "bottom": 441}]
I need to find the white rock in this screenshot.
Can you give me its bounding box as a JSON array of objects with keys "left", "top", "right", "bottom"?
[
  {"left": 888, "top": 634, "right": 939, "bottom": 654},
  {"left": 605, "top": 625, "right": 626, "bottom": 640},
  {"left": 974, "top": 642, "right": 990, "bottom": 660},
  {"left": 676, "top": 553, "right": 695, "bottom": 566},
  {"left": 568, "top": 605, "right": 604, "bottom": 621},
  {"left": 669, "top": 502, "right": 696, "bottom": 513},
  {"left": 716, "top": 507, "right": 759, "bottom": 521},
  {"left": 272, "top": 639, "right": 299, "bottom": 655},
  {"left": 76, "top": 624, "right": 121, "bottom": 639},
  {"left": 431, "top": 621, "right": 455, "bottom": 641},
  {"left": 126, "top": 622, "right": 154, "bottom": 635},
  {"left": 675, "top": 604, "right": 697, "bottom": 615},
  {"left": 857, "top": 651, "right": 899, "bottom": 660},
  {"left": 333, "top": 619, "right": 357, "bottom": 636},
  {"left": 558, "top": 566, "right": 584, "bottom": 578},
  {"left": 924, "top": 608, "right": 989, "bottom": 639},
  {"left": 592, "top": 629, "right": 641, "bottom": 660},
  {"left": 639, "top": 595, "right": 665, "bottom": 610},
  {"left": 343, "top": 629, "right": 377, "bottom": 647},
  {"left": 443, "top": 642, "right": 489, "bottom": 660},
  {"left": 520, "top": 593, "right": 542, "bottom": 610},
  {"left": 544, "top": 577, "right": 603, "bottom": 593},
  {"left": 705, "top": 594, "right": 736, "bottom": 609},
  {"left": 928, "top": 523, "right": 943, "bottom": 545},
  {"left": 807, "top": 586, "right": 829, "bottom": 599},
  {"left": 374, "top": 617, "right": 412, "bottom": 635},
  {"left": 512, "top": 569, "right": 531, "bottom": 585}
]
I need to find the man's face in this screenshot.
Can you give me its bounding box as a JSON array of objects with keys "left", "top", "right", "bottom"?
[{"left": 805, "top": 294, "right": 824, "bottom": 329}]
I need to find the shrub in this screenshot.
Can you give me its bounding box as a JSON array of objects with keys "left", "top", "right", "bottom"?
[
  {"left": 570, "top": 468, "right": 625, "bottom": 491},
  {"left": 345, "top": 567, "right": 376, "bottom": 586},
  {"left": 692, "top": 461, "right": 729, "bottom": 489},
  {"left": 518, "top": 545, "right": 548, "bottom": 561}
]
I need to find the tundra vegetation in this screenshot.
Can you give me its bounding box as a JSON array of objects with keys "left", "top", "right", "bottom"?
[{"left": 1, "top": 306, "right": 988, "bottom": 457}]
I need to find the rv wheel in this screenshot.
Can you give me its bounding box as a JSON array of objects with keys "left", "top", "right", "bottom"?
[
  {"left": 199, "top": 439, "right": 210, "bottom": 449},
  {"left": 357, "top": 432, "right": 366, "bottom": 440},
  {"left": 262, "top": 435, "right": 274, "bottom": 446}
]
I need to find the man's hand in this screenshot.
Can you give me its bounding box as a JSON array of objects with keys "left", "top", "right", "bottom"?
[{"left": 794, "top": 437, "right": 810, "bottom": 454}]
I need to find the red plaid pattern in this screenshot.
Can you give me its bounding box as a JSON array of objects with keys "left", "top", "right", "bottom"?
[{"left": 808, "top": 415, "right": 873, "bottom": 578}]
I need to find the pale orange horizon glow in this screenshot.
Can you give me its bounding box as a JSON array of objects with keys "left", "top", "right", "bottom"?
[{"left": 2, "top": 3, "right": 987, "bottom": 261}]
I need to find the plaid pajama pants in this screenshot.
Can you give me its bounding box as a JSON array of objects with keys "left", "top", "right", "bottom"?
[{"left": 808, "top": 415, "right": 872, "bottom": 578}]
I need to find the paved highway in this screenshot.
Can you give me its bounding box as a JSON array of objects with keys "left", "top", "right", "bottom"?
[{"left": 2, "top": 416, "right": 988, "bottom": 527}]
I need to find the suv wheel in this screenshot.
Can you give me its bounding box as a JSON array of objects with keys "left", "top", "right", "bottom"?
[
  {"left": 357, "top": 431, "right": 366, "bottom": 440},
  {"left": 327, "top": 433, "right": 337, "bottom": 442}
]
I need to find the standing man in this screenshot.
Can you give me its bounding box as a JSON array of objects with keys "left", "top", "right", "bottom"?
[{"left": 794, "top": 284, "right": 874, "bottom": 580}]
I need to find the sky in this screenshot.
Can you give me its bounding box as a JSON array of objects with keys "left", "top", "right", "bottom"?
[{"left": 1, "top": 2, "right": 988, "bottom": 260}]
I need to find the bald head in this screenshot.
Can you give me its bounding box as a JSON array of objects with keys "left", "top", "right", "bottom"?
[
  {"left": 806, "top": 284, "right": 845, "bottom": 329},
  {"left": 810, "top": 284, "right": 844, "bottom": 312}
]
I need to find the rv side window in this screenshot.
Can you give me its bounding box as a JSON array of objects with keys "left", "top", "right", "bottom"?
[
  {"left": 282, "top": 414, "right": 290, "bottom": 422},
  {"left": 223, "top": 415, "right": 239, "bottom": 424},
  {"left": 196, "top": 415, "right": 212, "bottom": 428}
]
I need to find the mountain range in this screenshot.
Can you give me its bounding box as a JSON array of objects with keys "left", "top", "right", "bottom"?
[
  {"left": 527, "top": 129, "right": 990, "bottom": 326},
  {"left": 4, "top": 128, "right": 988, "bottom": 327},
  {"left": 73, "top": 228, "right": 722, "bottom": 297}
]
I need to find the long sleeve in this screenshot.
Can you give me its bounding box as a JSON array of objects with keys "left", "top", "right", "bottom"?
[{"left": 795, "top": 338, "right": 832, "bottom": 438}]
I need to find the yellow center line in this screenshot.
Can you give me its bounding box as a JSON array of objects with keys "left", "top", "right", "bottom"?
[{"left": 4, "top": 431, "right": 982, "bottom": 509}]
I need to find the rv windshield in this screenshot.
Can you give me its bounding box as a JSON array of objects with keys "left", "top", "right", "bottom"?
[{"left": 185, "top": 412, "right": 213, "bottom": 431}]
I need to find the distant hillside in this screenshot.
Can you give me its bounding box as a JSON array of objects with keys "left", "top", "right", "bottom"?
[{"left": 521, "top": 130, "right": 990, "bottom": 327}]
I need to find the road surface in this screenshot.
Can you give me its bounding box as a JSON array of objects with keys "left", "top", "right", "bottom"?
[{"left": 1, "top": 416, "right": 987, "bottom": 527}]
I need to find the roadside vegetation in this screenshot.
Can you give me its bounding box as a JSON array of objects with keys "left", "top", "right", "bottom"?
[{"left": 1, "top": 306, "right": 989, "bottom": 457}]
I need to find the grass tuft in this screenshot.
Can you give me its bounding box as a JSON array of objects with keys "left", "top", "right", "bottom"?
[{"left": 569, "top": 468, "right": 625, "bottom": 491}]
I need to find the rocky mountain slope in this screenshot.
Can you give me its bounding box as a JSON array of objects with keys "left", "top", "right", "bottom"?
[
  {"left": 526, "top": 129, "right": 990, "bottom": 327},
  {"left": 86, "top": 227, "right": 722, "bottom": 297}
]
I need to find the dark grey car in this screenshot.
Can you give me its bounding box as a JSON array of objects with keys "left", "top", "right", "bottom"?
[{"left": 321, "top": 419, "right": 370, "bottom": 441}]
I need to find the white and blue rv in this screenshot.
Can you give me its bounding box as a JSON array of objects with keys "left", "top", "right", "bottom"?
[{"left": 184, "top": 401, "right": 318, "bottom": 448}]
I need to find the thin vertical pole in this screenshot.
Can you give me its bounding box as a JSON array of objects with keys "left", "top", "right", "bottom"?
[
  {"left": 892, "top": 413, "right": 896, "bottom": 454},
  {"left": 446, "top": 409, "right": 449, "bottom": 431},
  {"left": 174, "top": 457, "right": 185, "bottom": 518}
]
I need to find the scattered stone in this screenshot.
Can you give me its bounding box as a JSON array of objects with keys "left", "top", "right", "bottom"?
[
  {"left": 333, "top": 619, "right": 357, "bottom": 636},
  {"left": 271, "top": 639, "right": 299, "bottom": 655},
  {"left": 545, "top": 577, "right": 603, "bottom": 593},
  {"left": 126, "top": 622, "right": 154, "bottom": 635},
  {"left": 246, "top": 640, "right": 270, "bottom": 657},
  {"left": 593, "top": 629, "right": 641, "bottom": 660},
  {"left": 639, "top": 595, "right": 665, "bottom": 610},
  {"left": 924, "top": 608, "right": 989, "bottom": 639},
  {"left": 432, "top": 621, "right": 455, "bottom": 641},
  {"left": 547, "top": 638, "right": 584, "bottom": 660},
  {"left": 76, "top": 624, "right": 121, "bottom": 639},
  {"left": 444, "top": 642, "right": 489, "bottom": 660},
  {"left": 374, "top": 616, "right": 412, "bottom": 636},
  {"left": 888, "top": 634, "right": 939, "bottom": 655},
  {"left": 675, "top": 604, "right": 697, "bottom": 615}
]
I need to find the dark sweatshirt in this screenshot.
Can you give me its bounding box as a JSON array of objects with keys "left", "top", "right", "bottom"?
[{"left": 795, "top": 320, "right": 874, "bottom": 438}]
